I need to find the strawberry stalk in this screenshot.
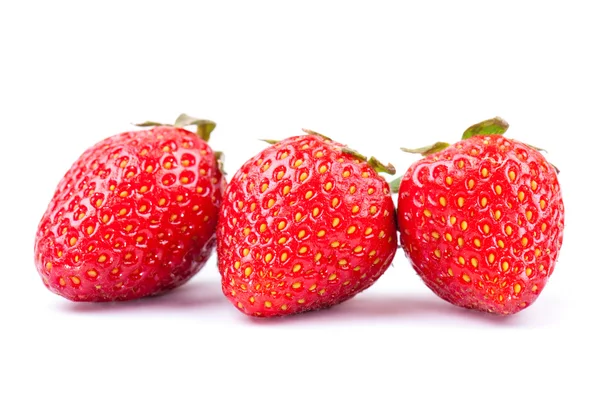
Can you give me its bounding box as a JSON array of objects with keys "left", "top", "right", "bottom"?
[{"left": 137, "top": 113, "right": 217, "bottom": 142}]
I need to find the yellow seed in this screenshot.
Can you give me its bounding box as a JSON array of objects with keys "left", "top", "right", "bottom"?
[
  {"left": 518, "top": 191, "right": 525, "bottom": 202},
  {"left": 365, "top": 227, "right": 373, "bottom": 235},
  {"left": 298, "top": 230, "right": 306, "bottom": 239},
  {"left": 498, "top": 239, "right": 505, "bottom": 248},
  {"left": 267, "top": 199, "right": 275, "bottom": 208},
  {"left": 280, "top": 252, "right": 288, "bottom": 262},
  {"left": 432, "top": 232, "right": 440, "bottom": 239},
  {"left": 458, "top": 237, "right": 465, "bottom": 247},
  {"left": 331, "top": 241, "right": 340, "bottom": 248},
  {"left": 525, "top": 267, "right": 532, "bottom": 276},
  {"left": 494, "top": 210, "right": 501, "bottom": 220},
  {"left": 531, "top": 180, "right": 538, "bottom": 191},
  {"left": 439, "top": 197, "right": 447, "bottom": 207},
  {"left": 462, "top": 274, "right": 471, "bottom": 283},
  {"left": 424, "top": 209, "right": 432, "bottom": 217},
  {"left": 434, "top": 249, "right": 441, "bottom": 258},
  {"left": 361, "top": 171, "right": 370, "bottom": 178},
  {"left": 458, "top": 256, "right": 465, "bottom": 265},
  {"left": 297, "top": 299, "right": 306, "bottom": 304},
  {"left": 471, "top": 258, "right": 478, "bottom": 267},
  {"left": 450, "top": 216, "right": 457, "bottom": 225},
  {"left": 332, "top": 198, "right": 339, "bottom": 207},
  {"left": 480, "top": 197, "right": 488, "bottom": 207},
  {"left": 69, "top": 237, "right": 77, "bottom": 246},
  {"left": 276, "top": 171, "right": 284, "bottom": 180},
  {"left": 317, "top": 230, "right": 326, "bottom": 237},
  {"left": 505, "top": 225, "right": 513, "bottom": 235},
  {"left": 294, "top": 159, "right": 303, "bottom": 168},
  {"left": 314, "top": 151, "right": 323, "bottom": 158},
  {"left": 481, "top": 167, "right": 489, "bottom": 178},
  {"left": 332, "top": 217, "right": 340, "bottom": 227},
  {"left": 299, "top": 246, "right": 308, "bottom": 254},
  {"left": 264, "top": 301, "right": 272, "bottom": 308},
  {"left": 474, "top": 238, "right": 481, "bottom": 248},
  {"left": 279, "top": 151, "right": 289, "bottom": 160},
  {"left": 242, "top": 248, "right": 250, "bottom": 256},
  {"left": 351, "top": 205, "right": 359, "bottom": 214},
  {"left": 367, "top": 188, "right": 375, "bottom": 195},
  {"left": 514, "top": 283, "right": 522, "bottom": 294},
  {"left": 349, "top": 185, "right": 357, "bottom": 194},
  {"left": 540, "top": 199, "right": 547, "bottom": 210},
  {"left": 282, "top": 185, "right": 291, "bottom": 195},
  {"left": 541, "top": 223, "right": 547, "bottom": 232},
  {"left": 354, "top": 245, "right": 363, "bottom": 253},
  {"left": 448, "top": 268, "right": 454, "bottom": 276},
  {"left": 526, "top": 210, "right": 533, "bottom": 221},
  {"left": 468, "top": 179, "right": 475, "bottom": 189},
  {"left": 314, "top": 252, "right": 322, "bottom": 262},
  {"left": 277, "top": 221, "right": 286, "bottom": 230},
  {"left": 483, "top": 224, "right": 490, "bottom": 234},
  {"left": 87, "top": 270, "right": 97, "bottom": 278},
  {"left": 457, "top": 197, "right": 465, "bottom": 208},
  {"left": 461, "top": 221, "right": 468, "bottom": 231},
  {"left": 508, "top": 170, "right": 516, "bottom": 181},
  {"left": 86, "top": 226, "right": 93, "bottom": 235},
  {"left": 338, "top": 259, "right": 348, "bottom": 266},
  {"left": 445, "top": 176, "right": 453, "bottom": 185},
  {"left": 488, "top": 253, "right": 495, "bottom": 263},
  {"left": 295, "top": 213, "right": 302, "bottom": 222},
  {"left": 264, "top": 253, "right": 273, "bottom": 263},
  {"left": 369, "top": 206, "right": 377, "bottom": 214},
  {"left": 502, "top": 261, "right": 509, "bottom": 272},
  {"left": 347, "top": 226, "right": 356, "bottom": 234},
  {"left": 299, "top": 172, "right": 308, "bottom": 182},
  {"left": 71, "top": 276, "right": 81, "bottom": 285},
  {"left": 328, "top": 273, "right": 337, "bottom": 281},
  {"left": 445, "top": 233, "right": 452, "bottom": 241},
  {"left": 324, "top": 182, "right": 333, "bottom": 191},
  {"left": 521, "top": 237, "right": 528, "bottom": 246},
  {"left": 292, "top": 282, "right": 302, "bottom": 289},
  {"left": 244, "top": 267, "right": 252, "bottom": 276},
  {"left": 281, "top": 304, "right": 288, "bottom": 310},
  {"left": 293, "top": 264, "right": 302, "bottom": 273},
  {"left": 342, "top": 170, "right": 351, "bottom": 178},
  {"left": 495, "top": 185, "right": 502, "bottom": 195},
  {"left": 319, "top": 165, "right": 328, "bottom": 174}
]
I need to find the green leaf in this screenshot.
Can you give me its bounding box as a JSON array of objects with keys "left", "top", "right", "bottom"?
[
  {"left": 462, "top": 117, "right": 509, "bottom": 140},
  {"left": 174, "top": 113, "right": 216, "bottom": 142},
  {"left": 401, "top": 142, "right": 450, "bottom": 156},
  {"left": 368, "top": 157, "right": 396, "bottom": 175},
  {"left": 260, "top": 139, "right": 280, "bottom": 145},
  {"left": 135, "top": 121, "right": 165, "bottom": 127},
  {"left": 389, "top": 176, "right": 402, "bottom": 193},
  {"left": 341, "top": 147, "right": 367, "bottom": 162},
  {"left": 302, "top": 128, "right": 333, "bottom": 141}
]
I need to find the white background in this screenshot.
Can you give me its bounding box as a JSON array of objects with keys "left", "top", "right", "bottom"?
[{"left": 1, "top": 1, "right": 598, "bottom": 400}]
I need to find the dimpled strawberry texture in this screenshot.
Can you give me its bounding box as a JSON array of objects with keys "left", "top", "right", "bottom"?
[
  {"left": 34, "top": 126, "right": 225, "bottom": 301},
  {"left": 218, "top": 135, "right": 398, "bottom": 317},
  {"left": 397, "top": 135, "right": 564, "bottom": 314}
]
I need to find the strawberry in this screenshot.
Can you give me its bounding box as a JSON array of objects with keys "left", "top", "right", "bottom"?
[
  {"left": 396, "top": 117, "right": 565, "bottom": 315},
  {"left": 217, "top": 130, "right": 397, "bottom": 317},
  {"left": 34, "top": 114, "right": 226, "bottom": 302}
]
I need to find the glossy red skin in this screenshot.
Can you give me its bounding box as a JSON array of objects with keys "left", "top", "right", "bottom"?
[
  {"left": 34, "top": 126, "right": 225, "bottom": 302},
  {"left": 397, "top": 135, "right": 564, "bottom": 315},
  {"left": 218, "top": 134, "right": 397, "bottom": 317}
]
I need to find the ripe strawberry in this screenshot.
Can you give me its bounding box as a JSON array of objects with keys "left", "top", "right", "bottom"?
[
  {"left": 396, "top": 117, "right": 564, "bottom": 315},
  {"left": 34, "top": 114, "right": 226, "bottom": 302},
  {"left": 217, "top": 131, "right": 398, "bottom": 317}
]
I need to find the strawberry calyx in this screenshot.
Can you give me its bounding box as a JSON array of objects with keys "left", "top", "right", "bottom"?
[
  {"left": 136, "top": 113, "right": 217, "bottom": 142},
  {"left": 461, "top": 116, "right": 509, "bottom": 139}
]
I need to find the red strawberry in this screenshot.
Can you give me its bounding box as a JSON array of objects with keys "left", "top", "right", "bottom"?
[
  {"left": 34, "top": 114, "right": 226, "bottom": 302},
  {"left": 217, "top": 131, "right": 397, "bottom": 317},
  {"left": 396, "top": 117, "right": 565, "bottom": 315}
]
